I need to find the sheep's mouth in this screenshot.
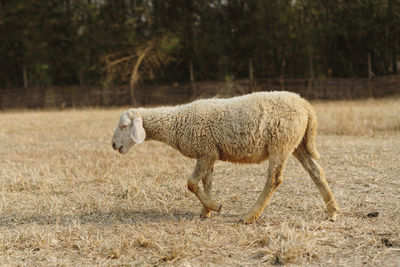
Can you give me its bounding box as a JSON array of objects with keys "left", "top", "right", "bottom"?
[{"left": 118, "top": 146, "right": 123, "bottom": 153}]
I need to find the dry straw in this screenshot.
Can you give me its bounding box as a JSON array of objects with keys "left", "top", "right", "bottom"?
[{"left": 1, "top": 96, "right": 399, "bottom": 265}]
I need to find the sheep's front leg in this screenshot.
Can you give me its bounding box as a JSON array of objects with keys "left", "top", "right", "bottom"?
[
  {"left": 200, "top": 167, "right": 214, "bottom": 218},
  {"left": 240, "top": 154, "right": 287, "bottom": 224},
  {"left": 188, "top": 158, "right": 222, "bottom": 213}
]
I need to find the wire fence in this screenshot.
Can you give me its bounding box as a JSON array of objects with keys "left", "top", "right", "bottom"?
[{"left": 1, "top": 74, "right": 399, "bottom": 109}]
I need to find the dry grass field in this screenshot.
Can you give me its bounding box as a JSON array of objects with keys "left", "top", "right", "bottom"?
[{"left": 1, "top": 96, "right": 400, "bottom": 266}]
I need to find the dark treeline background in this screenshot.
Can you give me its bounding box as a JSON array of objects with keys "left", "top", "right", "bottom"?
[{"left": 1, "top": 0, "right": 399, "bottom": 89}]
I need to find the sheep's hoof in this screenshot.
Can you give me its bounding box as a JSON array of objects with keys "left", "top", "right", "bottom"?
[
  {"left": 239, "top": 215, "right": 256, "bottom": 224},
  {"left": 328, "top": 212, "right": 338, "bottom": 222},
  {"left": 200, "top": 214, "right": 211, "bottom": 220},
  {"left": 200, "top": 208, "right": 212, "bottom": 219},
  {"left": 327, "top": 206, "right": 339, "bottom": 222}
]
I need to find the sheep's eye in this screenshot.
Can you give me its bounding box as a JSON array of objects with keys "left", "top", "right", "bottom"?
[{"left": 120, "top": 125, "right": 127, "bottom": 130}]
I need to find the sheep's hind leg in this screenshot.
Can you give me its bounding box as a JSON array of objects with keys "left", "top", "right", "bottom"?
[
  {"left": 188, "top": 158, "right": 222, "bottom": 213},
  {"left": 240, "top": 154, "right": 288, "bottom": 224},
  {"left": 293, "top": 144, "right": 339, "bottom": 221},
  {"left": 200, "top": 167, "right": 214, "bottom": 218}
]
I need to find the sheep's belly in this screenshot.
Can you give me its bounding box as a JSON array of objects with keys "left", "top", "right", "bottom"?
[{"left": 218, "top": 146, "right": 269, "bottom": 164}]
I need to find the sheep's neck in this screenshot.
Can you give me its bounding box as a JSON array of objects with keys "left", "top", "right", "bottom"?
[{"left": 142, "top": 107, "right": 177, "bottom": 146}]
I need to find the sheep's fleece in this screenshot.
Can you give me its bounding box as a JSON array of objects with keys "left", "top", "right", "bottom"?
[{"left": 111, "top": 91, "right": 339, "bottom": 223}]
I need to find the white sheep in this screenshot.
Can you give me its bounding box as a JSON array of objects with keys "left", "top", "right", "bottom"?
[{"left": 111, "top": 91, "right": 339, "bottom": 223}]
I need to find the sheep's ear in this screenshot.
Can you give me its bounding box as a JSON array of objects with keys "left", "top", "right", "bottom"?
[{"left": 131, "top": 118, "right": 146, "bottom": 144}]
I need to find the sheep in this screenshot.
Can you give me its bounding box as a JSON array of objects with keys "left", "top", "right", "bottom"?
[{"left": 111, "top": 91, "right": 339, "bottom": 224}]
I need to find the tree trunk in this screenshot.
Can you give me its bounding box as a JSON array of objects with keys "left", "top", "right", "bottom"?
[
  {"left": 368, "top": 52, "right": 373, "bottom": 79},
  {"left": 22, "top": 65, "right": 28, "bottom": 89},
  {"left": 129, "top": 43, "right": 155, "bottom": 105}
]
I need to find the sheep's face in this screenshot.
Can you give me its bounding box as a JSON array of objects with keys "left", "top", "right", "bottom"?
[{"left": 111, "top": 110, "right": 146, "bottom": 155}]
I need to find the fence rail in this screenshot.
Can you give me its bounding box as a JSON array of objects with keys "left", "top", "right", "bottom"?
[{"left": 1, "top": 74, "right": 399, "bottom": 109}]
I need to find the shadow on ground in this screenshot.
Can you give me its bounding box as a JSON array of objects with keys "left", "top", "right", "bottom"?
[{"left": 0, "top": 208, "right": 198, "bottom": 228}]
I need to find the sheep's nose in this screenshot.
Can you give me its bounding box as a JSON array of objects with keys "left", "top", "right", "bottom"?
[{"left": 112, "top": 142, "right": 117, "bottom": 150}]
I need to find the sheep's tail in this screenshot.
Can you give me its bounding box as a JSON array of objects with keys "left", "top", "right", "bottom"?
[{"left": 305, "top": 105, "right": 320, "bottom": 160}]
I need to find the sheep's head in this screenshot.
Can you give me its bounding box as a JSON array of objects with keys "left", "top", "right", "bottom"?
[{"left": 111, "top": 109, "right": 146, "bottom": 154}]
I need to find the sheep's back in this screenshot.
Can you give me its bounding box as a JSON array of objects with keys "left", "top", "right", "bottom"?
[{"left": 173, "top": 92, "right": 309, "bottom": 162}]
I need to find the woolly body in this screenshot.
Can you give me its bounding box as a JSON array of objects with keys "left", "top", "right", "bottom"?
[{"left": 132, "top": 91, "right": 319, "bottom": 163}]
